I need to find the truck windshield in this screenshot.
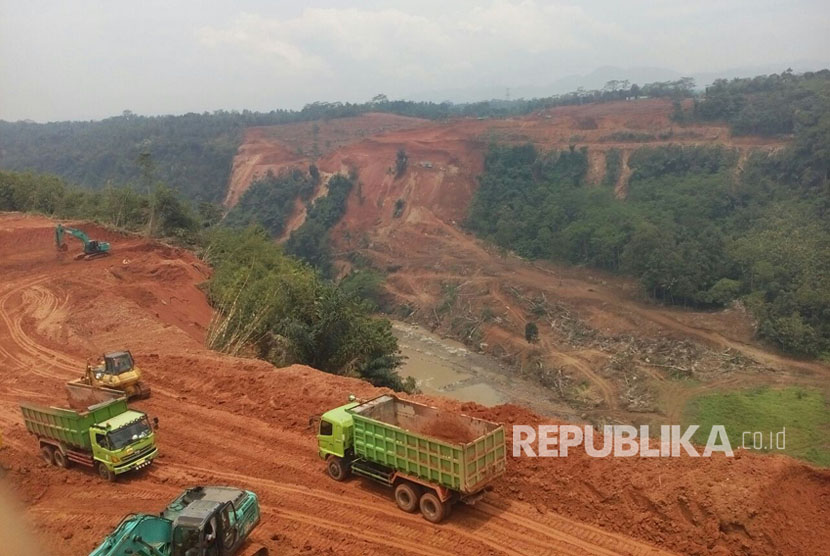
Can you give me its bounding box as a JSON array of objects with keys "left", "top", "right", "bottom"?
[
  {"left": 107, "top": 353, "right": 134, "bottom": 374},
  {"left": 172, "top": 525, "right": 199, "bottom": 556},
  {"left": 108, "top": 417, "right": 152, "bottom": 450}
]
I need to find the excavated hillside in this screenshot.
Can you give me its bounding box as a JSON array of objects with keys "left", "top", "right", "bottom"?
[
  {"left": 225, "top": 100, "right": 825, "bottom": 427},
  {"left": 0, "top": 213, "right": 828, "bottom": 556}
]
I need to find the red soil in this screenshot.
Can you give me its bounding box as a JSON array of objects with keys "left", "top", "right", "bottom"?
[
  {"left": 0, "top": 213, "right": 827, "bottom": 555},
  {"left": 420, "top": 416, "right": 478, "bottom": 445},
  {"left": 223, "top": 98, "right": 830, "bottom": 429}
]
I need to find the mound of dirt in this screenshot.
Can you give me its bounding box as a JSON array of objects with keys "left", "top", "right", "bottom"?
[{"left": 420, "top": 416, "right": 478, "bottom": 445}]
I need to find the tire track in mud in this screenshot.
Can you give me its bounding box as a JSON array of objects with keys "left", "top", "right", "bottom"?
[
  {"left": 159, "top": 462, "right": 501, "bottom": 555},
  {"left": 274, "top": 508, "right": 459, "bottom": 556},
  {"left": 160, "top": 462, "right": 671, "bottom": 556},
  {"left": 0, "top": 276, "right": 81, "bottom": 378},
  {"left": 477, "top": 502, "right": 671, "bottom": 556}
]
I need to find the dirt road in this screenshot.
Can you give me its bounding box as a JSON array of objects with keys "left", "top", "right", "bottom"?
[
  {"left": 1, "top": 213, "right": 827, "bottom": 556},
  {"left": 0, "top": 213, "right": 679, "bottom": 555}
]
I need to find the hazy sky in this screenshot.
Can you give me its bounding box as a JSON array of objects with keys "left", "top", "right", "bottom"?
[{"left": 1, "top": 0, "right": 828, "bottom": 122}]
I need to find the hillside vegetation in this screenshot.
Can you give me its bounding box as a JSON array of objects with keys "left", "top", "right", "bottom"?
[
  {"left": 224, "top": 168, "right": 316, "bottom": 235},
  {"left": 685, "top": 386, "right": 830, "bottom": 466},
  {"left": 466, "top": 73, "right": 830, "bottom": 357},
  {"left": 0, "top": 76, "right": 701, "bottom": 203},
  {"left": 0, "top": 169, "right": 411, "bottom": 391}
]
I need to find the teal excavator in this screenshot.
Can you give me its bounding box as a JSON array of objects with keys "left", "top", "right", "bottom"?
[
  {"left": 56, "top": 223, "right": 111, "bottom": 259},
  {"left": 88, "top": 486, "right": 268, "bottom": 556}
]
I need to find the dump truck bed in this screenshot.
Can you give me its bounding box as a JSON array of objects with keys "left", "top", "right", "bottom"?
[
  {"left": 349, "top": 395, "right": 506, "bottom": 494},
  {"left": 21, "top": 397, "right": 129, "bottom": 450}
]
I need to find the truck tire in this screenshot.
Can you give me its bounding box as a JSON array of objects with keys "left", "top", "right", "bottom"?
[
  {"left": 419, "top": 492, "right": 448, "bottom": 524},
  {"left": 97, "top": 463, "right": 116, "bottom": 482},
  {"left": 326, "top": 456, "right": 349, "bottom": 481},
  {"left": 394, "top": 482, "right": 421, "bottom": 513},
  {"left": 40, "top": 445, "right": 55, "bottom": 466},
  {"left": 52, "top": 449, "right": 69, "bottom": 469}
]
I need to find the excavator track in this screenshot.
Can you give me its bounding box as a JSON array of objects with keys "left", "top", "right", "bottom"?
[{"left": 238, "top": 543, "right": 268, "bottom": 556}]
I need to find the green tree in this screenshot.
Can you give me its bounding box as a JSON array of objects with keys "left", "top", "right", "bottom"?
[
  {"left": 395, "top": 149, "right": 408, "bottom": 177},
  {"left": 525, "top": 322, "right": 539, "bottom": 343}
]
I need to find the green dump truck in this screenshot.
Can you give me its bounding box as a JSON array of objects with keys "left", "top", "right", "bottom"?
[
  {"left": 21, "top": 383, "right": 158, "bottom": 481},
  {"left": 318, "top": 394, "right": 506, "bottom": 523},
  {"left": 88, "top": 485, "right": 267, "bottom": 556}
]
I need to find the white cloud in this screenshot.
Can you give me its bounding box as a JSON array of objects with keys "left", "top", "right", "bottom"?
[
  {"left": 1, "top": 0, "right": 828, "bottom": 120},
  {"left": 195, "top": 2, "right": 632, "bottom": 93}
]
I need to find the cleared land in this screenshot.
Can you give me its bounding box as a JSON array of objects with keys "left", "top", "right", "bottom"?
[
  {"left": 1, "top": 213, "right": 828, "bottom": 555},
  {"left": 225, "top": 100, "right": 826, "bottom": 433}
]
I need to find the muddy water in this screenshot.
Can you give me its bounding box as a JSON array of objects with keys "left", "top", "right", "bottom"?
[
  {"left": 392, "top": 322, "right": 577, "bottom": 420},
  {"left": 393, "top": 321, "right": 505, "bottom": 406},
  {"left": 393, "top": 322, "right": 580, "bottom": 418}
]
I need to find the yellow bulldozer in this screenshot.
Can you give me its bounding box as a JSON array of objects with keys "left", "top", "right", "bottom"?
[{"left": 69, "top": 350, "right": 151, "bottom": 400}]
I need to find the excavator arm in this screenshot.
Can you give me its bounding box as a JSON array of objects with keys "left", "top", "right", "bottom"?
[
  {"left": 56, "top": 223, "right": 91, "bottom": 248},
  {"left": 55, "top": 224, "right": 110, "bottom": 258}
]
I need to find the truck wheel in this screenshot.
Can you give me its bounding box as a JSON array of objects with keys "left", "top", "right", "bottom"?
[
  {"left": 419, "top": 492, "right": 448, "bottom": 524},
  {"left": 40, "top": 446, "right": 55, "bottom": 466},
  {"left": 52, "top": 450, "right": 69, "bottom": 469},
  {"left": 97, "top": 463, "right": 116, "bottom": 482},
  {"left": 326, "top": 456, "right": 349, "bottom": 481},
  {"left": 394, "top": 482, "right": 420, "bottom": 513}
]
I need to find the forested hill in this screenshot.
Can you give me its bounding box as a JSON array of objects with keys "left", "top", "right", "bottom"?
[
  {"left": 0, "top": 75, "right": 706, "bottom": 203},
  {"left": 466, "top": 71, "right": 830, "bottom": 357},
  {"left": 0, "top": 111, "right": 283, "bottom": 203}
]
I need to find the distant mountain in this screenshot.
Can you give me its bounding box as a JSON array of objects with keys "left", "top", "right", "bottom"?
[{"left": 406, "top": 61, "right": 830, "bottom": 103}]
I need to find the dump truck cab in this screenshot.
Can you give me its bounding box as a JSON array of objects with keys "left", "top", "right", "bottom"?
[
  {"left": 317, "top": 401, "right": 359, "bottom": 460},
  {"left": 89, "top": 486, "right": 266, "bottom": 556},
  {"left": 89, "top": 410, "right": 157, "bottom": 478}
]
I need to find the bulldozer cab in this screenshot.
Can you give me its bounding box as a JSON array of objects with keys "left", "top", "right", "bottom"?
[
  {"left": 104, "top": 351, "right": 135, "bottom": 375},
  {"left": 81, "top": 349, "right": 150, "bottom": 401}
]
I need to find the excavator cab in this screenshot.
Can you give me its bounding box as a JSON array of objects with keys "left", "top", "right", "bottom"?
[
  {"left": 89, "top": 486, "right": 266, "bottom": 556},
  {"left": 164, "top": 487, "right": 266, "bottom": 556},
  {"left": 171, "top": 501, "right": 237, "bottom": 556}
]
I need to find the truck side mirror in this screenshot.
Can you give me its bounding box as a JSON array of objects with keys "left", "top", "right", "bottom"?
[{"left": 153, "top": 417, "right": 159, "bottom": 430}]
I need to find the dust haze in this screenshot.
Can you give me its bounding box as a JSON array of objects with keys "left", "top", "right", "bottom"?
[{"left": 1, "top": 1, "right": 828, "bottom": 121}]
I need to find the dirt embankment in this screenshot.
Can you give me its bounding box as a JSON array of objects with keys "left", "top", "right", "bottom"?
[
  {"left": 0, "top": 213, "right": 828, "bottom": 556},
  {"left": 226, "top": 99, "right": 825, "bottom": 428},
  {"left": 224, "top": 113, "right": 431, "bottom": 207}
]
